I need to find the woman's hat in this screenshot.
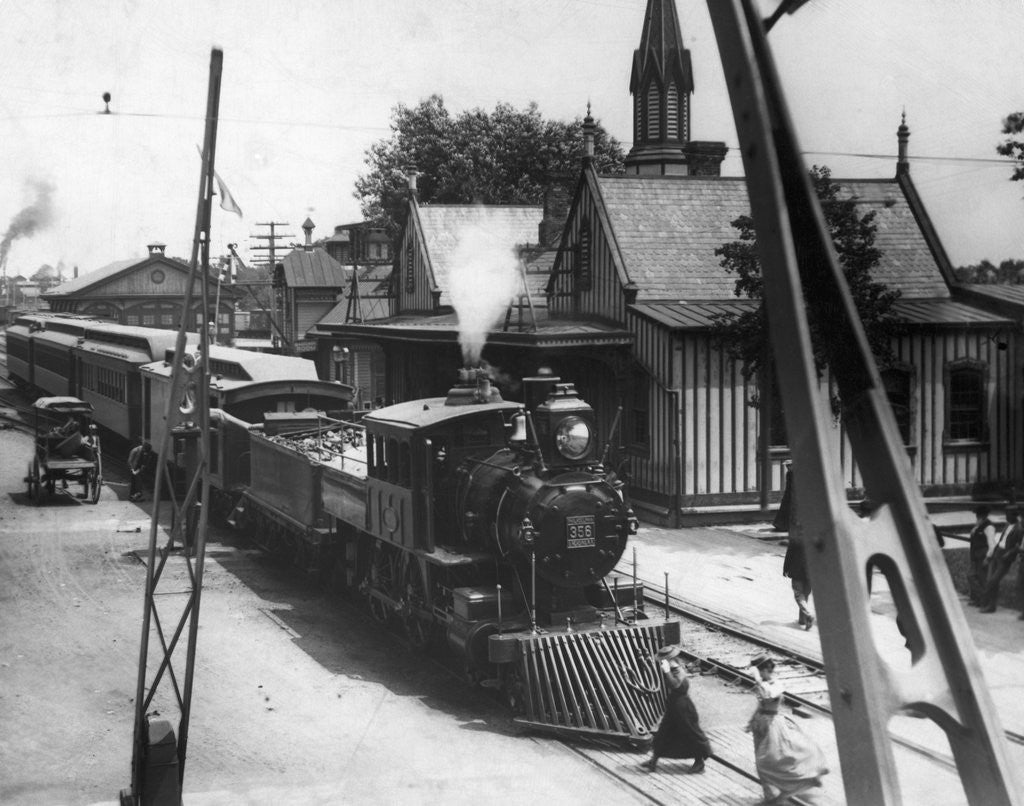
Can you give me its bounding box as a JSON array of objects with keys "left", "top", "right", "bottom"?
[{"left": 656, "top": 645, "right": 682, "bottom": 661}]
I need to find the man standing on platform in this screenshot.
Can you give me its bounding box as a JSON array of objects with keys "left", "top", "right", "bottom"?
[
  {"left": 127, "top": 439, "right": 152, "bottom": 502},
  {"left": 967, "top": 506, "right": 996, "bottom": 607},
  {"left": 981, "top": 506, "right": 1021, "bottom": 613}
]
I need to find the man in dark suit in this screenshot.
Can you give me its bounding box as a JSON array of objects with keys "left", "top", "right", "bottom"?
[{"left": 980, "top": 505, "right": 1022, "bottom": 613}]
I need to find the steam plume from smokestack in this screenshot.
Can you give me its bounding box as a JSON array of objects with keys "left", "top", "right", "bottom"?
[
  {"left": 0, "top": 179, "right": 56, "bottom": 269},
  {"left": 447, "top": 209, "right": 522, "bottom": 366}
]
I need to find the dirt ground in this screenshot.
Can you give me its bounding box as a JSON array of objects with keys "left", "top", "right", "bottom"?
[{"left": 0, "top": 424, "right": 648, "bottom": 805}]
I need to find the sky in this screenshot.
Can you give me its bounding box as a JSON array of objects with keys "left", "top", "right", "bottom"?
[{"left": 2, "top": 0, "right": 1023, "bottom": 280}]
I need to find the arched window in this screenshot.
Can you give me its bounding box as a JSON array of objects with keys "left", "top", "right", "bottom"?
[
  {"left": 646, "top": 83, "right": 660, "bottom": 141},
  {"left": 666, "top": 83, "right": 679, "bottom": 140}
]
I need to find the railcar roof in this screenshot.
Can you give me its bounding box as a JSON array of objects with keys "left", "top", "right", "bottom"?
[
  {"left": 32, "top": 396, "right": 93, "bottom": 414},
  {"left": 364, "top": 397, "right": 520, "bottom": 430},
  {"left": 141, "top": 344, "right": 322, "bottom": 384}
]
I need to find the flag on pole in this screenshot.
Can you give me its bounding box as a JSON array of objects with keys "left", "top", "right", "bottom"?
[
  {"left": 196, "top": 144, "right": 243, "bottom": 218},
  {"left": 214, "top": 172, "right": 243, "bottom": 218}
]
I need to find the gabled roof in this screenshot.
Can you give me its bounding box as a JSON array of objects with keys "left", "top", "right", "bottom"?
[
  {"left": 312, "top": 264, "right": 394, "bottom": 328},
  {"left": 417, "top": 205, "right": 543, "bottom": 307},
  {"left": 592, "top": 174, "right": 952, "bottom": 301},
  {"left": 42, "top": 258, "right": 146, "bottom": 296},
  {"left": 278, "top": 247, "right": 347, "bottom": 288}
]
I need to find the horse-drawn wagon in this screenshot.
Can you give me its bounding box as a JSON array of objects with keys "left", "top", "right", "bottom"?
[{"left": 25, "top": 397, "right": 103, "bottom": 504}]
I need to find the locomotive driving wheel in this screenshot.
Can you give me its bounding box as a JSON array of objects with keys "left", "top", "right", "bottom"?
[
  {"left": 368, "top": 544, "right": 397, "bottom": 624},
  {"left": 401, "top": 559, "right": 434, "bottom": 650}
]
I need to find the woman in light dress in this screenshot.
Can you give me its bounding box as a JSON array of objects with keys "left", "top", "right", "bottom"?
[{"left": 747, "top": 655, "right": 829, "bottom": 804}]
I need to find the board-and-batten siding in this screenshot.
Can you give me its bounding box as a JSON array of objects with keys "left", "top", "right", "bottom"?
[
  {"left": 550, "top": 183, "right": 628, "bottom": 323},
  {"left": 627, "top": 322, "right": 1017, "bottom": 513},
  {"left": 397, "top": 209, "right": 437, "bottom": 314}
]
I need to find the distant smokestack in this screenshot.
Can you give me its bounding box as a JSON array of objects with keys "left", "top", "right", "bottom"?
[
  {"left": 74, "top": 265, "right": 79, "bottom": 279},
  {"left": 0, "top": 179, "right": 55, "bottom": 270}
]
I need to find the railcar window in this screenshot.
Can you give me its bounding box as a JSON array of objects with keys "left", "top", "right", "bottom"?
[
  {"left": 399, "top": 442, "right": 411, "bottom": 486},
  {"left": 387, "top": 438, "right": 399, "bottom": 483}
]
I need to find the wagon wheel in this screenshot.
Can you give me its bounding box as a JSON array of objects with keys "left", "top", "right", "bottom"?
[
  {"left": 26, "top": 459, "right": 41, "bottom": 504},
  {"left": 88, "top": 470, "right": 102, "bottom": 504},
  {"left": 402, "top": 559, "right": 434, "bottom": 650},
  {"left": 367, "top": 544, "right": 396, "bottom": 624}
]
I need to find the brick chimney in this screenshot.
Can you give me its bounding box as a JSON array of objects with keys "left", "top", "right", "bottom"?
[
  {"left": 681, "top": 141, "right": 728, "bottom": 176},
  {"left": 302, "top": 217, "right": 315, "bottom": 251},
  {"left": 405, "top": 165, "right": 419, "bottom": 200}
]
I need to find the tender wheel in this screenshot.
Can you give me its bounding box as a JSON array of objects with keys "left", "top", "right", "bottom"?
[
  {"left": 402, "top": 560, "right": 434, "bottom": 650},
  {"left": 88, "top": 471, "right": 102, "bottom": 504}
]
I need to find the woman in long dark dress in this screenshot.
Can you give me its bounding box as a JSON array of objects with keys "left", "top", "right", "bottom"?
[
  {"left": 642, "top": 645, "right": 712, "bottom": 774},
  {"left": 747, "top": 656, "right": 828, "bottom": 804}
]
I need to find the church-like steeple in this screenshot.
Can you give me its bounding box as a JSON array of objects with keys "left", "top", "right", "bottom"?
[
  {"left": 626, "top": 0, "right": 693, "bottom": 174},
  {"left": 625, "top": 0, "right": 726, "bottom": 176}
]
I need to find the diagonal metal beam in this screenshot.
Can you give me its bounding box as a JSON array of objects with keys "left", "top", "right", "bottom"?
[{"left": 705, "top": 2, "right": 1023, "bottom": 804}]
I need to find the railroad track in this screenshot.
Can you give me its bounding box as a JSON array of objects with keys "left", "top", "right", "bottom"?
[{"left": 618, "top": 565, "right": 1024, "bottom": 757}]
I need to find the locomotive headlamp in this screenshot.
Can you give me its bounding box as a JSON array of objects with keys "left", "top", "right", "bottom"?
[{"left": 555, "top": 416, "right": 592, "bottom": 460}]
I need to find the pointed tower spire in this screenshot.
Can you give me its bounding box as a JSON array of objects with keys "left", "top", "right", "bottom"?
[
  {"left": 896, "top": 110, "right": 911, "bottom": 176},
  {"left": 625, "top": 0, "right": 694, "bottom": 175}
]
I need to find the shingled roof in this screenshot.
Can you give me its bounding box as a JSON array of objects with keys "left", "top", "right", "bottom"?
[
  {"left": 594, "top": 174, "right": 952, "bottom": 301},
  {"left": 278, "top": 247, "right": 346, "bottom": 288},
  {"left": 417, "top": 205, "right": 543, "bottom": 307}
]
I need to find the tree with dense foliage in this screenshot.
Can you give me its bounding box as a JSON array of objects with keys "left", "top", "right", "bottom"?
[
  {"left": 954, "top": 258, "right": 1024, "bottom": 284},
  {"left": 355, "top": 95, "right": 625, "bottom": 237},
  {"left": 996, "top": 111, "right": 1024, "bottom": 182},
  {"left": 712, "top": 165, "right": 901, "bottom": 417}
]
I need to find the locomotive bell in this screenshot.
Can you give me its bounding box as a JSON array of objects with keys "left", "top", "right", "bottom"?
[{"left": 533, "top": 383, "right": 596, "bottom": 465}]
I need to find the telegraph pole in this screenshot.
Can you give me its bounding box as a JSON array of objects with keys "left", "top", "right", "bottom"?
[{"left": 249, "top": 222, "right": 292, "bottom": 351}]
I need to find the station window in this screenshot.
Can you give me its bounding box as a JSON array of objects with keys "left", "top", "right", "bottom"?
[
  {"left": 946, "top": 361, "right": 987, "bottom": 443},
  {"left": 881, "top": 366, "right": 914, "bottom": 445}
]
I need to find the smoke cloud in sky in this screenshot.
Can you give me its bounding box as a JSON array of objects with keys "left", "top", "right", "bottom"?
[
  {"left": 447, "top": 210, "right": 523, "bottom": 366},
  {"left": 1, "top": 179, "right": 56, "bottom": 269}
]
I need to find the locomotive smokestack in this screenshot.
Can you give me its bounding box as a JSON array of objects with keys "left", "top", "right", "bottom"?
[{"left": 446, "top": 366, "right": 502, "bottom": 406}]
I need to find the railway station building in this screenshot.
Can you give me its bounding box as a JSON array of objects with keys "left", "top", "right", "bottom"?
[
  {"left": 40, "top": 241, "right": 238, "bottom": 341},
  {"left": 312, "top": 0, "right": 1021, "bottom": 524}
]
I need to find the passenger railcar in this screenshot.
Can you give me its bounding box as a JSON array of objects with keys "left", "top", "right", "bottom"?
[{"left": 5, "top": 312, "right": 99, "bottom": 393}]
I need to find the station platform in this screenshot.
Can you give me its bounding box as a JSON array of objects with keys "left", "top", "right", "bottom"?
[{"left": 617, "top": 509, "right": 1024, "bottom": 804}]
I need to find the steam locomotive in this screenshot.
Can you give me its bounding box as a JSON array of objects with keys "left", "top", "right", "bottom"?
[{"left": 218, "top": 367, "right": 680, "bottom": 743}]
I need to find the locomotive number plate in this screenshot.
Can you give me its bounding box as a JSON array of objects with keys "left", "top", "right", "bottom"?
[{"left": 566, "top": 515, "right": 596, "bottom": 549}]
